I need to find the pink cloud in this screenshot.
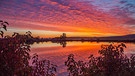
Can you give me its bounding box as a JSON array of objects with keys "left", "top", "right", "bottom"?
[{"left": 0, "top": 0, "right": 134, "bottom": 36}]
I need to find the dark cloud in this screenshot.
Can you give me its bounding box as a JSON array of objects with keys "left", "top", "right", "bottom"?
[
  {"left": 50, "top": 0, "right": 70, "bottom": 6},
  {"left": 119, "top": 1, "right": 127, "bottom": 4}
]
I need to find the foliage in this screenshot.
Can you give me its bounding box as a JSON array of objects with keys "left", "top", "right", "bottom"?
[
  {"left": 0, "top": 20, "right": 57, "bottom": 76},
  {"left": 0, "top": 38, "right": 31, "bottom": 76},
  {"left": 32, "top": 54, "right": 57, "bottom": 76},
  {"left": 0, "top": 20, "right": 8, "bottom": 37},
  {"left": 65, "top": 43, "right": 135, "bottom": 76}
]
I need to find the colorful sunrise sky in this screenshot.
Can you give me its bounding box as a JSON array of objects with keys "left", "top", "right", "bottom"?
[{"left": 0, "top": 0, "right": 135, "bottom": 37}]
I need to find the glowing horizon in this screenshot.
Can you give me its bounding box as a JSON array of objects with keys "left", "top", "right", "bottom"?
[{"left": 0, "top": 0, "right": 135, "bottom": 37}]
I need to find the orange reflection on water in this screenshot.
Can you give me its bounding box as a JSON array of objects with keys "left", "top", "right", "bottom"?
[
  {"left": 30, "top": 42, "right": 135, "bottom": 76},
  {"left": 30, "top": 42, "right": 135, "bottom": 62},
  {"left": 30, "top": 42, "right": 109, "bottom": 57}
]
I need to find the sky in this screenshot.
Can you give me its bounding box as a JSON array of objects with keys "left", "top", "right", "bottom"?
[{"left": 0, "top": 0, "right": 135, "bottom": 38}]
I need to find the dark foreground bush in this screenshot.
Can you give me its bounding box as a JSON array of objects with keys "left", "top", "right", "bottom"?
[
  {"left": 0, "top": 21, "right": 57, "bottom": 76},
  {"left": 65, "top": 43, "right": 135, "bottom": 76}
]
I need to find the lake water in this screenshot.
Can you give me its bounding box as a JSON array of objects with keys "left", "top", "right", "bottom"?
[{"left": 30, "top": 42, "right": 135, "bottom": 76}]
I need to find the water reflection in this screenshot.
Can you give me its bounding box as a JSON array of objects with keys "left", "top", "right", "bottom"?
[
  {"left": 31, "top": 42, "right": 135, "bottom": 56},
  {"left": 52, "top": 41, "right": 67, "bottom": 48},
  {"left": 32, "top": 40, "right": 135, "bottom": 48},
  {"left": 30, "top": 42, "right": 135, "bottom": 76}
]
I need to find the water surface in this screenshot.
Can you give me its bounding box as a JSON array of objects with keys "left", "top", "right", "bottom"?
[{"left": 30, "top": 42, "right": 135, "bottom": 76}]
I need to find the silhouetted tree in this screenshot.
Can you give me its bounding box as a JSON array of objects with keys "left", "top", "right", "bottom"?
[{"left": 60, "top": 33, "right": 66, "bottom": 40}]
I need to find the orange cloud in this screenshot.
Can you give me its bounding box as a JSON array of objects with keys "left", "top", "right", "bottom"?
[{"left": 0, "top": 0, "right": 135, "bottom": 37}]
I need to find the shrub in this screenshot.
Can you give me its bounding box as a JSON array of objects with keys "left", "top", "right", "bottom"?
[
  {"left": 0, "top": 20, "right": 57, "bottom": 76},
  {"left": 65, "top": 43, "right": 135, "bottom": 76}
]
